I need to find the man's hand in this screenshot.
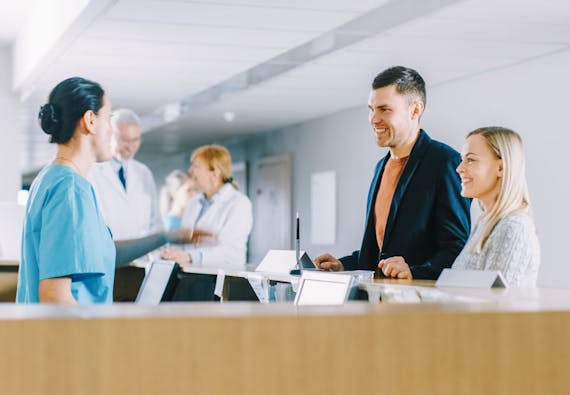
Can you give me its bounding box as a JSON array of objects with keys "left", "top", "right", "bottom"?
[
  {"left": 160, "top": 246, "right": 191, "bottom": 265},
  {"left": 314, "top": 253, "right": 344, "bottom": 271},
  {"left": 378, "top": 256, "right": 412, "bottom": 279}
]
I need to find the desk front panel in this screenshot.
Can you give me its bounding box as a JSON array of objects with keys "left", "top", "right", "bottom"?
[{"left": 0, "top": 300, "right": 568, "bottom": 395}]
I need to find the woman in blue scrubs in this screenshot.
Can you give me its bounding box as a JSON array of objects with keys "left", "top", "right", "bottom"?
[{"left": 17, "top": 77, "right": 194, "bottom": 304}]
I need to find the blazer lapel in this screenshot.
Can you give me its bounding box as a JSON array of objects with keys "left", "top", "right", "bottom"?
[
  {"left": 382, "top": 130, "right": 431, "bottom": 245},
  {"left": 364, "top": 155, "right": 388, "bottom": 234},
  {"left": 356, "top": 154, "right": 389, "bottom": 269}
]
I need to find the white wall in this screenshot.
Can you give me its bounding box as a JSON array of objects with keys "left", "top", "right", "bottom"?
[
  {"left": 145, "top": 151, "right": 189, "bottom": 189},
  {"left": 146, "top": 49, "right": 570, "bottom": 287},
  {"left": 0, "top": 46, "right": 22, "bottom": 202}
]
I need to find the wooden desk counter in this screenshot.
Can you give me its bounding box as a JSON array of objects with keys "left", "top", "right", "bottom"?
[{"left": 1, "top": 288, "right": 570, "bottom": 395}]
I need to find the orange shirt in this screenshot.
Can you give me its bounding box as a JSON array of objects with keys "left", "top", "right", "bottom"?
[{"left": 374, "top": 156, "right": 408, "bottom": 250}]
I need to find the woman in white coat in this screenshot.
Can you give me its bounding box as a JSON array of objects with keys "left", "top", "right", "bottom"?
[{"left": 161, "top": 144, "right": 253, "bottom": 267}]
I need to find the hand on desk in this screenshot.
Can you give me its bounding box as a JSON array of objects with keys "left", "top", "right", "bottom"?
[
  {"left": 160, "top": 246, "right": 191, "bottom": 265},
  {"left": 161, "top": 228, "right": 215, "bottom": 266},
  {"left": 314, "top": 253, "right": 344, "bottom": 271},
  {"left": 378, "top": 256, "right": 412, "bottom": 279}
]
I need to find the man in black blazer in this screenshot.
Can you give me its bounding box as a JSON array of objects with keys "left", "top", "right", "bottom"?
[{"left": 315, "top": 66, "right": 470, "bottom": 280}]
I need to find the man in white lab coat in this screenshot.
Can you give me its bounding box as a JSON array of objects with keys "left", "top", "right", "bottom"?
[{"left": 89, "top": 109, "right": 162, "bottom": 240}]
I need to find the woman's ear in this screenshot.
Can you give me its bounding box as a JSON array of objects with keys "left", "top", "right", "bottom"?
[
  {"left": 497, "top": 160, "right": 504, "bottom": 178},
  {"left": 80, "top": 110, "right": 96, "bottom": 135},
  {"left": 212, "top": 167, "right": 222, "bottom": 182}
]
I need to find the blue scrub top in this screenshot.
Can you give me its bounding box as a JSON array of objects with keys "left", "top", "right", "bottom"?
[{"left": 17, "top": 164, "right": 116, "bottom": 304}]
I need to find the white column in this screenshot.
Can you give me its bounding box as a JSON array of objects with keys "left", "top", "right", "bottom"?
[{"left": 0, "top": 47, "right": 22, "bottom": 202}]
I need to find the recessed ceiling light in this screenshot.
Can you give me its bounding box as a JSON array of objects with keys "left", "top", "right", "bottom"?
[
  {"left": 163, "top": 102, "right": 181, "bottom": 123},
  {"left": 223, "top": 111, "right": 235, "bottom": 122}
]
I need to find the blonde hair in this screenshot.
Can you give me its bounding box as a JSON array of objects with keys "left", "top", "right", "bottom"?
[
  {"left": 159, "top": 169, "right": 189, "bottom": 218},
  {"left": 191, "top": 144, "right": 239, "bottom": 190},
  {"left": 468, "top": 127, "right": 530, "bottom": 252}
]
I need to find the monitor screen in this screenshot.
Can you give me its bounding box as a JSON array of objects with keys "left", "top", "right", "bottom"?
[
  {"left": 294, "top": 271, "right": 353, "bottom": 306},
  {"left": 135, "top": 261, "right": 179, "bottom": 305},
  {"left": 298, "top": 252, "right": 317, "bottom": 269}
]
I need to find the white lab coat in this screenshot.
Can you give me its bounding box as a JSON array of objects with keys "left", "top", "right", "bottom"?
[
  {"left": 88, "top": 159, "right": 163, "bottom": 240},
  {"left": 180, "top": 184, "right": 252, "bottom": 267}
]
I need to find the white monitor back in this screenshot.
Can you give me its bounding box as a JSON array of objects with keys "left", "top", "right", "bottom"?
[
  {"left": 294, "top": 271, "right": 353, "bottom": 306},
  {"left": 0, "top": 202, "right": 25, "bottom": 262},
  {"left": 255, "top": 249, "right": 304, "bottom": 274},
  {"left": 135, "top": 261, "right": 178, "bottom": 305},
  {"left": 435, "top": 268, "right": 507, "bottom": 288}
]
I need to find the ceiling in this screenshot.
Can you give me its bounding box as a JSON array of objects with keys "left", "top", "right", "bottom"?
[
  {"left": 8, "top": 0, "right": 570, "bottom": 171},
  {"left": 0, "top": 1, "right": 38, "bottom": 45}
]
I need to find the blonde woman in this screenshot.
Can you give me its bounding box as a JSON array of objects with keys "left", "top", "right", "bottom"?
[
  {"left": 159, "top": 169, "right": 197, "bottom": 221},
  {"left": 452, "top": 127, "right": 540, "bottom": 287},
  {"left": 161, "top": 145, "right": 252, "bottom": 267}
]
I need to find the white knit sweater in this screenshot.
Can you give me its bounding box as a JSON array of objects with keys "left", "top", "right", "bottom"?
[{"left": 452, "top": 210, "right": 541, "bottom": 287}]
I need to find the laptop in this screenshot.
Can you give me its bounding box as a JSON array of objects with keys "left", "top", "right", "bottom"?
[{"left": 135, "top": 261, "right": 180, "bottom": 305}]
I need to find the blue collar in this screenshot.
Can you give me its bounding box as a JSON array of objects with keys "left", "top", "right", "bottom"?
[{"left": 199, "top": 183, "right": 233, "bottom": 205}]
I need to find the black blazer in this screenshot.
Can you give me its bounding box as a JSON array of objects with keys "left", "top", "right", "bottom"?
[{"left": 340, "top": 130, "right": 471, "bottom": 279}]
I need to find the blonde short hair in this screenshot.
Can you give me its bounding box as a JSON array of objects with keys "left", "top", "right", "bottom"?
[
  {"left": 191, "top": 144, "right": 238, "bottom": 189},
  {"left": 159, "top": 169, "right": 189, "bottom": 218}
]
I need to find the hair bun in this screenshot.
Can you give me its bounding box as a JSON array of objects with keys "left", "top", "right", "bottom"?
[{"left": 38, "top": 103, "right": 60, "bottom": 135}]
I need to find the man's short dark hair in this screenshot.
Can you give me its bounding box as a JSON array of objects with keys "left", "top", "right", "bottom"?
[{"left": 372, "top": 66, "right": 426, "bottom": 106}]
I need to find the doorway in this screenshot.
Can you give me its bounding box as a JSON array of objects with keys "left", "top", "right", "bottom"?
[{"left": 249, "top": 154, "right": 291, "bottom": 264}]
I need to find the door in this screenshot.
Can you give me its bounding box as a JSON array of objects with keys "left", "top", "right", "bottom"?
[{"left": 249, "top": 155, "right": 291, "bottom": 264}]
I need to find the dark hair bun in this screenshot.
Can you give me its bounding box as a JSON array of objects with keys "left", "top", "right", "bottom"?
[
  {"left": 41, "top": 77, "right": 104, "bottom": 144},
  {"left": 39, "top": 103, "right": 60, "bottom": 135}
]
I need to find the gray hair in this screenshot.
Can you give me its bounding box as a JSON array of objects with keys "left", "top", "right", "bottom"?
[{"left": 111, "top": 108, "right": 141, "bottom": 131}]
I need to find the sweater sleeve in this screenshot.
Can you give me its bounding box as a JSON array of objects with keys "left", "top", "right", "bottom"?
[{"left": 480, "top": 214, "right": 540, "bottom": 287}]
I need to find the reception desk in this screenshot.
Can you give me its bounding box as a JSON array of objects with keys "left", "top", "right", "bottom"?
[
  {"left": 0, "top": 260, "right": 19, "bottom": 302},
  {"left": 1, "top": 287, "right": 569, "bottom": 395}
]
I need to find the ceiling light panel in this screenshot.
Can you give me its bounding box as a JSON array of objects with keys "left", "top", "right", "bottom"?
[
  {"left": 432, "top": 0, "right": 570, "bottom": 25},
  {"left": 152, "top": 0, "right": 389, "bottom": 13},
  {"left": 106, "top": 1, "right": 373, "bottom": 32},
  {"left": 84, "top": 20, "right": 317, "bottom": 48}
]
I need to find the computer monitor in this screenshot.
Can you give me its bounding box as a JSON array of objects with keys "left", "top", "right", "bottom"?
[
  {"left": 135, "top": 261, "right": 180, "bottom": 305},
  {"left": 0, "top": 202, "right": 25, "bottom": 262},
  {"left": 294, "top": 271, "right": 353, "bottom": 306},
  {"left": 297, "top": 252, "right": 318, "bottom": 270}
]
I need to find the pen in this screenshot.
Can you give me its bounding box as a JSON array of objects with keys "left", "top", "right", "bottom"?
[
  {"left": 376, "top": 251, "right": 389, "bottom": 279},
  {"left": 295, "top": 212, "right": 300, "bottom": 266}
]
